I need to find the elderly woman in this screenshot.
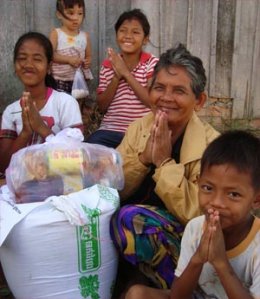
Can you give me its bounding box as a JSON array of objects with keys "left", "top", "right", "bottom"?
[{"left": 110, "top": 44, "right": 219, "bottom": 295}]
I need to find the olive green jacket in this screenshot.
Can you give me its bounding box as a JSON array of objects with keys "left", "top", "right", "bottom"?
[{"left": 117, "top": 112, "right": 219, "bottom": 225}]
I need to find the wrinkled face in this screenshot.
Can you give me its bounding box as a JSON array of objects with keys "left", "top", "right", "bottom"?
[
  {"left": 198, "top": 164, "right": 257, "bottom": 232},
  {"left": 116, "top": 19, "right": 148, "bottom": 54},
  {"left": 34, "top": 161, "right": 48, "bottom": 180},
  {"left": 149, "top": 66, "right": 205, "bottom": 129},
  {"left": 58, "top": 4, "right": 84, "bottom": 33},
  {"left": 14, "top": 39, "right": 49, "bottom": 89}
]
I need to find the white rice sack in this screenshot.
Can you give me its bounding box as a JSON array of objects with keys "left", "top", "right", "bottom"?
[{"left": 0, "top": 184, "right": 119, "bottom": 299}]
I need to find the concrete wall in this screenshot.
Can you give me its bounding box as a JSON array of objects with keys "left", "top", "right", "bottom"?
[{"left": 0, "top": 0, "right": 259, "bottom": 120}]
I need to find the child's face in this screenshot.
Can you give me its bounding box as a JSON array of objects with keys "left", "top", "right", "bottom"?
[
  {"left": 58, "top": 4, "right": 84, "bottom": 33},
  {"left": 198, "top": 163, "right": 258, "bottom": 231},
  {"left": 14, "top": 39, "right": 49, "bottom": 88},
  {"left": 34, "top": 162, "right": 48, "bottom": 180},
  {"left": 116, "top": 19, "right": 149, "bottom": 54}
]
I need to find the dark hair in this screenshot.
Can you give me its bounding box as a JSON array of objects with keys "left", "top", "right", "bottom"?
[
  {"left": 57, "top": 0, "right": 85, "bottom": 19},
  {"left": 150, "top": 43, "right": 206, "bottom": 98},
  {"left": 115, "top": 8, "right": 150, "bottom": 37},
  {"left": 200, "top": 130, "right": 260, "bottom": 192},
  {"left": 14, "top": 32, "right": 57, "bottom": 89}
]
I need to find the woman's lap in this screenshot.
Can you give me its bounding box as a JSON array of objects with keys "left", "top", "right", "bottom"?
[
  {"left": 110, "top": 204, "right": 184, "bottom": 289},
  {"left": 85, "top": 130, "right": 124, "bottom": 148}
]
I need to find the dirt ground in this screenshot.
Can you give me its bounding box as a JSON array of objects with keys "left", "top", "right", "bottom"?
[
  {"left": 1, "top": 109, "right": 260, "bottom": 298},
  {"left": 0, "top": 265, "right": 13, "bottom": 299}
]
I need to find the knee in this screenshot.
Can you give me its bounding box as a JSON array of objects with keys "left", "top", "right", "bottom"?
[{"left": 125, "top": 284, "right": 147, "bottom": 299}]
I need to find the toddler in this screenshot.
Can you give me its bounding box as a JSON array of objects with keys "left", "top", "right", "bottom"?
[{"left": 49, "top": 0, "right": 93, "bottom": 94}]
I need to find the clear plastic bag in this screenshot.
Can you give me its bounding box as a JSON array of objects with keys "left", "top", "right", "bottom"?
[
  {"left": 71, "top": 68, "right": 89, "bottom": 99},
  {"left": 5, "top": 129, "right": 124, "bottom": 203}
]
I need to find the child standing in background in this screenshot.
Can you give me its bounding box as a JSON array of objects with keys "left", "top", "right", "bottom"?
[
  {"left": 86, "top": 9, "right": 159, "bottom": 148},
  {"left": 124, "top": 130, "right": 260, "bottom": 299},
  {"left": 49, "top": 0, "right": 93, "bottom": 94},
  {"left": 0, "top": 32, "right": 83, "bottom": 174}
]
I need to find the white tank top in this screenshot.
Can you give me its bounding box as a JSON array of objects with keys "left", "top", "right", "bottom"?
[{"left": 51, "top": 29, "right": 93, "bottom": 81}]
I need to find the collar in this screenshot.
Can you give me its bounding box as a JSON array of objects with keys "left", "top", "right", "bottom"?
[
  {"left": 136, "top": 112, "right": 216, "bottom": 165},
  {"left": 46, "top": 87, "right": 53, "bottom": 102},
  {"left": 19, "top": 88, "right": 53, "bottom": 108},
  {"left": 180, "top": 113, "right": 209, "bottom": 164},
  {"left": 227, "top": 217, "right": 260, "bottom": 258},
  {"left": 102, "top": 52, "right": 152, "bottom": 68}
]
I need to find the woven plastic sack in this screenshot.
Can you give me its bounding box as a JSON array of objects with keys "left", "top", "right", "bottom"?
[{"left": 0, "top": 184, "right": 119, "bottom": 299}]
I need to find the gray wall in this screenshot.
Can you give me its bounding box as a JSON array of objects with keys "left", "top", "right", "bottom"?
[{"left": 0, "top": 0, "right": 259, "bottom": 119}]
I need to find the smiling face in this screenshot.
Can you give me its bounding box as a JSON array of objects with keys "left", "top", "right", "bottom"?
[
  {"left": 149, "top": 66, "right": 206, "bottom": 130},
  {"left": 198, "top": 164, "right": 258, "bottom": 233},
  {"left": 116, "top": 19, "right": 149, "bottom": 55},
  {"left": 14, "top": 39, "right": 49, "bottom": 89}
]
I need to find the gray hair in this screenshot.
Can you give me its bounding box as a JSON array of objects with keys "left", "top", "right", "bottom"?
[{"left": 150, "top": 43, "right": 206, "bottom": 98}]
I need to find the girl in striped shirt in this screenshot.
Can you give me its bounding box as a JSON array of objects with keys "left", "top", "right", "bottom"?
[{"left": 86, "top": 9, "right": 158, "bottom": 148}]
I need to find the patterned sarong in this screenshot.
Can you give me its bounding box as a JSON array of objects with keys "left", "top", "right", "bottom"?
[
  {"left": 110, "top": 204, "right": 184, "bottom": 288},
  {"left": 55, "top": 80, "right": 73, "bottom": 94}
]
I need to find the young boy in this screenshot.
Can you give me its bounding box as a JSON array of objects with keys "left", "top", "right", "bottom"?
[{"left": 124, "top": 130, "right": 260, "bottom": 299}]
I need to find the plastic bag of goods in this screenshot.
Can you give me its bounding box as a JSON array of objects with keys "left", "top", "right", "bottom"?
[
  {"left": 5, "top": 128, "right": 124, "bottom": 203},
  {"left": 72, "top": 68, "right": 89, "bottom": 99},
  {"left": 0, "top": 184, "right": 119, "bottom": 299}
]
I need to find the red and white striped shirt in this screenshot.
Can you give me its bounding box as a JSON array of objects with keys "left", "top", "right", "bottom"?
[{"left": 97, "top": 52, "right": 158, "bottom": 133}]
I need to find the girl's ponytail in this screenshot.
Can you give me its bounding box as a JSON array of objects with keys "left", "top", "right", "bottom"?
[{"left": 45, "top": 74, "right": 57, "bottom": 90}]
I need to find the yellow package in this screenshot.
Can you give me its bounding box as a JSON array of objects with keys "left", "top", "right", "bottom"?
[
  {"left": 48, "top": 149, "right": 84, "bottom": 193},
  {"left": 48, "top": 149, "right": 84, "bottom": 173}
]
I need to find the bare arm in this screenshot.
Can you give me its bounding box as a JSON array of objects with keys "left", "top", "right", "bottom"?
[
  {"left": 0, "top": 134, "right": 31, "bottom": 172},
  {"left": 49, "top": 29, "right": 82, "bottom": 67},
  {"left": 125, "top": 284, "right": 170, "bottom": 299},
  {"left": 214, "top": 262, "right": 255, "bottom": 299},
  {"left": 124, "top": 74, "right": 151, "bottom": 107},
  {"left": 0, "top": 129, "right": 51, "bottom": 173},
  {"left": 22, "top": 92, "right": 53, "bottom": 138},
  {"left": 82, "top": 32, "right": 92, "bottom": 68},
  {"left": 96, "top": 75, "right": 120, "bottom": 112},
  {"left": 170, "top": 261, "right": 202, "bottom": 299},
  {"left": 0, "top": 92, "right": 53, "bottom": 172},
  {"left": 108, "top": 48, "right": 151, "bottom": 107},
  {"left": 170, "top": 216, "right": 213, "bottom": 299},
  {"left": 172, "top": 210, "right": 256, "bottom": 299},
  {"left": 97, "top": 47, "right": 153, "bottom": 113},
  {"left": 139, "top": 111, "right": 172, "bottom": 167},
  {"left": 208, "top": 213, "right": 255, "bottom": 299}
]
